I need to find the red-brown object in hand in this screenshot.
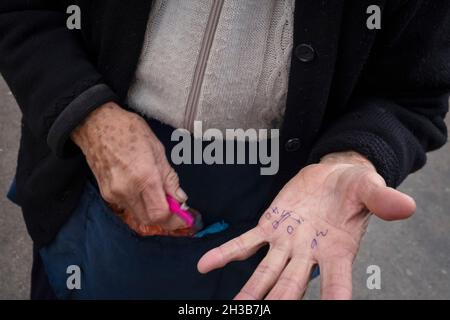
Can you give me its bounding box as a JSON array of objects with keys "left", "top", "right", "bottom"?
[{"left": 109, "top": 203, "right": 202, "bottom": 237}]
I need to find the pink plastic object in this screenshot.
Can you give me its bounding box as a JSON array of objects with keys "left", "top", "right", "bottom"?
[{"left": 166, "top": 195, "right": 194, "bottom": 227}]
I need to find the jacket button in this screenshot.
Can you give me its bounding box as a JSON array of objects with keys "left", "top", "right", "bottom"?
[
  {"left": 285, "top": 138, "right": 301, "bottom": 152},
  {"left": 295, "top": 44, "right": 315, "bottom": 63}
]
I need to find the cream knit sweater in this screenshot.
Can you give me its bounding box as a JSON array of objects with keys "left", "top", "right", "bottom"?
[{"left": 127, "top": 0, "right": 295, "bottom": 133}]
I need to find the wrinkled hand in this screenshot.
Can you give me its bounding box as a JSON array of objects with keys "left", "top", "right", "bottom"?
[
  {"left": 198, "top": 151, "right": 415, "bottom": 299},
  {"left": 72, "top": 102, "right": 187, "bottom": 230}
]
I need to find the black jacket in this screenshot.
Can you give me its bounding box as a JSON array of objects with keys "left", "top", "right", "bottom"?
[{"left": 0, "top": 0, "right": 449, "bottom": 247}]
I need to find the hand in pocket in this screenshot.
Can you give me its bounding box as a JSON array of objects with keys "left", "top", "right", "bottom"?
[{"left": 71, "top": 102, "right": 188, "bottom": 231}]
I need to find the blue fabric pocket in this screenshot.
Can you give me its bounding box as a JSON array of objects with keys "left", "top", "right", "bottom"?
[{"left": 40, "top": 181, "right": 265, "bottom": 299}]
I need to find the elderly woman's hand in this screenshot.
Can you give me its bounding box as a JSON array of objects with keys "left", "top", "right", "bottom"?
[
  {"left": 198, "top": 151, "right": 416, "bottom": 300},
  {"left": 71, "top": 102, "right": 188, "bottom": 230}
]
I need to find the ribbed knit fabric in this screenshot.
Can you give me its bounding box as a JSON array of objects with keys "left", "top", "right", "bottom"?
[{"left": 127, "top": 0, "right": 295, "bottom": 133}]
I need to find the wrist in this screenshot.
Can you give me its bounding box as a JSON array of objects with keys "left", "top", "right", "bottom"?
[
  {"left": 319, "top": 151, "right": 376, "bottom": 171},
  {"left": 71, "top": 101, "right": 125, "bottom": 150}
]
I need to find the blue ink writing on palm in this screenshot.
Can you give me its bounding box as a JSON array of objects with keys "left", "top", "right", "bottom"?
[{"left": 311, "top": 229, "right": 328, "bottom": 249}]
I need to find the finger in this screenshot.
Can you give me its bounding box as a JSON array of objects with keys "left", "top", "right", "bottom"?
[
  {"left": 160, "top": 160, "right": 188, "bottom": 203},
  {"left": 141, "top": 187, "right": 186, "bottom": 230},
  {"left": 234, "top": 245, "right": 289, "bottom": 300},
  {"left": 360, "top": 173, "right": 416, "bottom": 221},
  {"left": 198, "top": 228, "right": 266, "bottom": 274},
  {"left": 319, "top": 257, "right": 353, "bottom": 300},
  {"left": 265, "top": 256, "right": 314, "bottom": 300},
  {"left": 126, "top": 194, "right": 152, "bottom": 226}
]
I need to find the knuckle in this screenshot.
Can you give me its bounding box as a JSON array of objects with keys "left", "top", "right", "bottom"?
[
  {"left": 100, "top": 190, "right": 115, "bottom": 203},
  {"left": 149, "top": 210, "right": 170, "bottom": 223},
  {"left": 165, "top": 169, "right": 179, "bottom": 186},
  {"left": 129, "top": 167, "right": 150, "bottom": 184},
  {"left": 142, "top": 176, "right": 160, "bottom": 191},
  {"left": 256, "top": 221, "right": 272, "bottom": 238},
  {"left": 232, "top": 236, "right": 248, "bottom": 256},
  {"left": 255, "top": 264, "right": 278, "bottom": 278},
  {"left": 278, "top": 275, "right": 305, "bottom": 292},
  {"left": 131, "top": 170, "right": 160, "bottom": 192},
  {"left": 361, "top": 170, "right": 384, "bottom": 187},
  {"left": 127, "top": 172, "right": 141, "bottom": 186},
  {"left": 278, "top": 275, "right": 296, "bottom": 286},
  {"left": 109, "top": 183, "right": 127, "bottom": 197}
]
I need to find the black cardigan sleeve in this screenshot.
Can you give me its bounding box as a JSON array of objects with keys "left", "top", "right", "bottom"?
[
  {"left": 0, "top": 0, "right": 118, "bottom": 158},
  {"left": 308, "top": 0, "right": 449, "bottom": 187}
]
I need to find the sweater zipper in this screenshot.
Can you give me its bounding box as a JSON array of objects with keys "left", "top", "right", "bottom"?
[{"left": 184, "top": 0, "right": 225, "bottom": 131}]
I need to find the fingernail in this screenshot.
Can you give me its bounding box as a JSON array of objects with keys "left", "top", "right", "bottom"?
[{"left": 176, "top": 188, "right": 188, "bottom": 202}]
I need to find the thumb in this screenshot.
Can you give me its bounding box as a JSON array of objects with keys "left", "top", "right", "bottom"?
[{"left": 360, "top": 173, "right": 416, "bottom": 221}]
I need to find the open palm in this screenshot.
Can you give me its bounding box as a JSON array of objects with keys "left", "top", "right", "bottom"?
[{"left": 198, "top": 154, "right": 416, "bottom": 299}]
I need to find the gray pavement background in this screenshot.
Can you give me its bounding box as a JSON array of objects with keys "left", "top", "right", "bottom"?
[{"left": 0, "top": 75, "right": 449, "bottom": 299}]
